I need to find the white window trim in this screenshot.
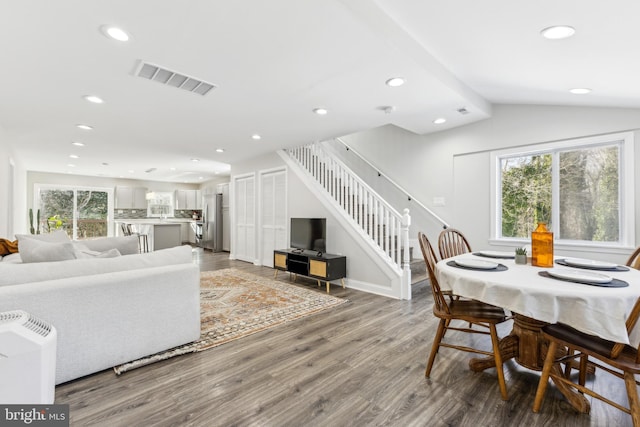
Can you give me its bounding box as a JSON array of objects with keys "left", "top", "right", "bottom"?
[{"left": 489, "top": 132, "right": 635, "bottom": 253}]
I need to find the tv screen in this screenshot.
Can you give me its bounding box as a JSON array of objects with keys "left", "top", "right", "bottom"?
[{"left": 290, "top": 218, "right": 326, "bottom": 253}]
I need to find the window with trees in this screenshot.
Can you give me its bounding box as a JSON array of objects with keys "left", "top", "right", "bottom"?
[
  {"left": 491, "top": 132, "right": 635, "bottom": 248},
  {"left": 34, "top": 184, "right": 114, "bottom": 239}
]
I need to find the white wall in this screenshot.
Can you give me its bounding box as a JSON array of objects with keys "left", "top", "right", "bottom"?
[
  {"left": 341, "top": 104, "right": 640, "bottom": 262},
  {"left": 0, "top": 126, "right": 11, "bottom": 237}
]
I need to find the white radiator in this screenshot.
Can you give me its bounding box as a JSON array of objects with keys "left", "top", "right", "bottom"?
[{"left": 0, "top": 310, "right": 57, "bottom": 404}]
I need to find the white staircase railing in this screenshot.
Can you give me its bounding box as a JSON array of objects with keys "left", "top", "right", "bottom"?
[
  {"left": 329, "top": 138, "right": 449, "bottom": 229},
  {"left": 285, "top": 143, "right": 411, "bottom": 298}
]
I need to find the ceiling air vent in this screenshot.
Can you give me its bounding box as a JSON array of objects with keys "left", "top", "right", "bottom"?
[
  {"left": 457, "top": 107, "right": 470, "bottom": 115},
  {"left": 135, "top": 61, "right": 216, "bottom": 96}
]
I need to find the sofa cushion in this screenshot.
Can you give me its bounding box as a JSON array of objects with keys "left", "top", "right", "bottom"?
[
  {"left": 0, "top": 244, "right": 193, "bottom": 287},
  {"left": 73, "top": 244, "right": 121, "bottom": 259},
  {"left": 1, "top": 253, "right": 22, "bottom": 263},
  {"left": 78, "top": 236, "right": 139, "bottom": 255},
  {"left": 16, "top": 230, "right": 70, "bottom": 243},
  {"left": 18, "top": 239, "right": 77, "bottom": 263}
]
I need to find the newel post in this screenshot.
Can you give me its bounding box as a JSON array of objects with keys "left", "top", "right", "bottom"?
[{"left": 402, "top": 208, "right": 411, "bottom": 300}]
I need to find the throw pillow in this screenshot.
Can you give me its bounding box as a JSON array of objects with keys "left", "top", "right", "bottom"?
[
  {"left": 16, "top": 230, "right": 70, "bottom": 243},
  {"left": 18, "top": 239, "right": 77, "bottom": 263},
  {"left": 73, "top": 243, "right": 121, "bottom": 259}
]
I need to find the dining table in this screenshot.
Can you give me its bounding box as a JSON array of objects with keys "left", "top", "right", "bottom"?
[{"left": 436, "top": 251, "right": 640, "bottom": 412}]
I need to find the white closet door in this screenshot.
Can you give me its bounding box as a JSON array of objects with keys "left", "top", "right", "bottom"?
[
  {"left": 260, "top": 169, "right": 286, "bottom": 267},
  {"left": 234, "top": 174, "right": 256, "bottom": 263}
]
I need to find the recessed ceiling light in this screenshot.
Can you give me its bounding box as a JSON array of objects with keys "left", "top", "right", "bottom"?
[
  {"left": 313, "top": 108, "right": 328, "bottom": 115},
  {"left": 191, "top": 158, "right": 200, "bottom": 162},
  {"left": 76, "top": 124, "right": 93, "bottom": 130},
  {"left": 84, "top": 95, "right": 104, "bottom": 104},
  {"left": 67, "top": 164, "right": 76, "bottom": 168},
  {"left": 100, "top": 25, "right": 130, "bottom": 42},
  {"left": 69, "top": 154, "right": 79, "bottom": 159},
  {"left": 385, "top": 77, "right": 405, "bottom": 87},
  {"left": 569, "top": 88, "right": 592, "bottom": 94},
  {"left": 199, "top": 177, "right": 204, "bottom": 180},
  {"left": 216, "top": 148, "right": 225, "bottom": 153},
  {"left": 541, "top": 25, "right": 576, "bottom": 40},
  {"left": 128, "top": 170, "right": 135, "bottom": 173},
  {"left": 71, "top": 141, "right": 85, "bottom": 147},
  {"left": 170, "top": 167, "right": 176, "bottom": 171},
  {"left": 252, "top": 134, "right": 261, "bottom": 140},
  {"left": 433, "top": 117, "right": 447, "bottom": 124}
]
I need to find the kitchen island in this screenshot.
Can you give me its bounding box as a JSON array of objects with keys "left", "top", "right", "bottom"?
[{"left": 117, "top": 221, "right": 182, "bottom": 251}]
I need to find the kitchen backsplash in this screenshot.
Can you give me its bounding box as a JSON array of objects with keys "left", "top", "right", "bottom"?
[{"left": 114, "top": 209, "right": 202, "bottom": 220}]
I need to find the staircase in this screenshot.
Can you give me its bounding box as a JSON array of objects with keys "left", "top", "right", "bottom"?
[{"left": 280, "top": 143, "right": 412, "bottom": 299}]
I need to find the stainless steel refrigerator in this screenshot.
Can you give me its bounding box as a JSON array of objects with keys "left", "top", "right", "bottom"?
[{"left": 200, "top": 193, "right": 223, "bottom": 251}]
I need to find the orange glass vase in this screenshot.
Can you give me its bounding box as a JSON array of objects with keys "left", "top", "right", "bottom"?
[{"left": 531, "top": 222, "right": 554, "bottom": 267}]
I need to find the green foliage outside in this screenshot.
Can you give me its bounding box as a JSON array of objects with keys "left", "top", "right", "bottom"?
[
  {"left": 501, "top": 144, "right": 619, "bottom": 242},
  {"left": 501, "top": 154, "right": 552, "bottom": 238},
  {"left": 38, "top": 189, "right": 109, "bottom": 238}
]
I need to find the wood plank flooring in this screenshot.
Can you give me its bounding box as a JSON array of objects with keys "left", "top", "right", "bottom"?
[{"left": 55, "top": 248, "right": 633, "bottom": 426}]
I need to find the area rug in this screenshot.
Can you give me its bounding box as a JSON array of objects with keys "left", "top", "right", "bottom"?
[{"left": 113, "top": 268, "right": 348, "bottom": 374}]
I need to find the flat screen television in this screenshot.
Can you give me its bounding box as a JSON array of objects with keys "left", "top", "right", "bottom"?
[{"left": 290, "top": 218, "right": 326, "bottom": 254}]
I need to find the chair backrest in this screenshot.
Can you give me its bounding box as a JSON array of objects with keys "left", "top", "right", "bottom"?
[
  {"left": 626, "top": 246, "right": 640, "bottom": 270},
  {"left": 120, "top": 223, "right": 130, "bottom": 236},
  {"left": 438, "top": 228, "right": 472, "bottom": 259},
  {"left": 418, "top": 232, "right": 450, "bottom": 314}
]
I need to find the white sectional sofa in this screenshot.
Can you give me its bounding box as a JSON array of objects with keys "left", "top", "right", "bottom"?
[{"left": 0, "top": 235, "right": 200, "bottom": 385}]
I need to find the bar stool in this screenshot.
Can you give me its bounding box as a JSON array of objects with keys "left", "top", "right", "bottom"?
[{"left": 125, "top": 224, "right": 149, "bottom": 253}]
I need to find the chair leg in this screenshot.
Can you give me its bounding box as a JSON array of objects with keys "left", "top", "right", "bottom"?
[
  {"left": 533, "top": 340, "right": 558, "bottom": 412},
  {"left": 624, "top": 372, "right": 640, "bottom": 427},
  {"left": 563, "top": 346, "right": 574, "bottom": 378},
  {"left": 578, "top": 354, "right": 588, "bottom": 387},
  {"left": 489, "top": 324, "right": 508, "bottom": 400},
  {"left": 425, "top": 319, "right": 447, "bottom": 378}
]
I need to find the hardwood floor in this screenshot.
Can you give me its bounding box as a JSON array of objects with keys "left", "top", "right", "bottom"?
[{"left": 56, "top": 248, "right": 633, "bottom": 426}]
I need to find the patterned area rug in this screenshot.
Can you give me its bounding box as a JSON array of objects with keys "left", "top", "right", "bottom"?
[{"left": 114, "top": 268, "right": 348, "bottom": 374}]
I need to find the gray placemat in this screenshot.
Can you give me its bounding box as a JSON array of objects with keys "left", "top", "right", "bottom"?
[
  {"left": 538, "top": 271, "right": 628, "bottom": 287},
  {"left": 555, "top": 259, "right": 629, "bottom": 272}
]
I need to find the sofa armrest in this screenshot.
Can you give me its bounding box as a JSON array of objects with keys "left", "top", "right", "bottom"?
[{"left": 0, "top": 263, "right": 201, "bottom": 384}]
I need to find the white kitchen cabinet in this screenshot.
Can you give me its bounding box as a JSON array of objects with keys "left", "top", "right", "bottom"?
[
  {"left": 116, "top": 186, "right": 147, "bottom": 209},
  {"left": 175, "top": 189, "right": 201, "bottom": 210}
]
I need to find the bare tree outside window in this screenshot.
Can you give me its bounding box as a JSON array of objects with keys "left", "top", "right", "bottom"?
[
  {"left": 493, "top": 132, "right": 633, "bottom": 247},
  {"left": 559, "top": 145, "right": 619, "bottom": 241}
]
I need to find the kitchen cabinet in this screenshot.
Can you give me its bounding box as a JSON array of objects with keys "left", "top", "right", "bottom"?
[
  {"left": 175, "top": 190, "right": 201, "bottom": 210},
  {"left": 116, "top": 186, "right": 147, "bottom": 209},
  {"left": 177, "top": 222, "right": 196, "bottom": 244}
]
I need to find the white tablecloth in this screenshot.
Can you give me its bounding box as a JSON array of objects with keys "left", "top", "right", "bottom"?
[{"left": 436, "top": 254, "right": 640, "bottom": 347}]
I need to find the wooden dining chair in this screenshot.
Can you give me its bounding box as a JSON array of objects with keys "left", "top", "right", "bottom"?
[
  {"left": 438, "top": 228, "right": 472, "bottom": 259},
  {"left": 627, "top": 246, "right": 640, "bottom": 270},
  {"left": 532, "top": 297, "right": 640, "bottom": 425},
  {"left": 418, "top": 232, "right": 509, "bottom": 400}
]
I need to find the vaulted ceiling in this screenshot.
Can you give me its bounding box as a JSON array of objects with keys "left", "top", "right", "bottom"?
[{"left": 2, "top": 1, "right": 638, "bottom": 182}]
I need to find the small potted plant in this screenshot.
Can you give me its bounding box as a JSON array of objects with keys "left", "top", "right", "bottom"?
[{"left": 515, "top": 247, "right": 527, "bottom": 265}]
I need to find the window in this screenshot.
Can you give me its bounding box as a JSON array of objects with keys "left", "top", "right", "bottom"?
[
  {"left": 491, "top": 132, "right": 635, "bottom": 248},
  {"left": 34, "top": 184, "right": 114, "bottom": 239}
]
